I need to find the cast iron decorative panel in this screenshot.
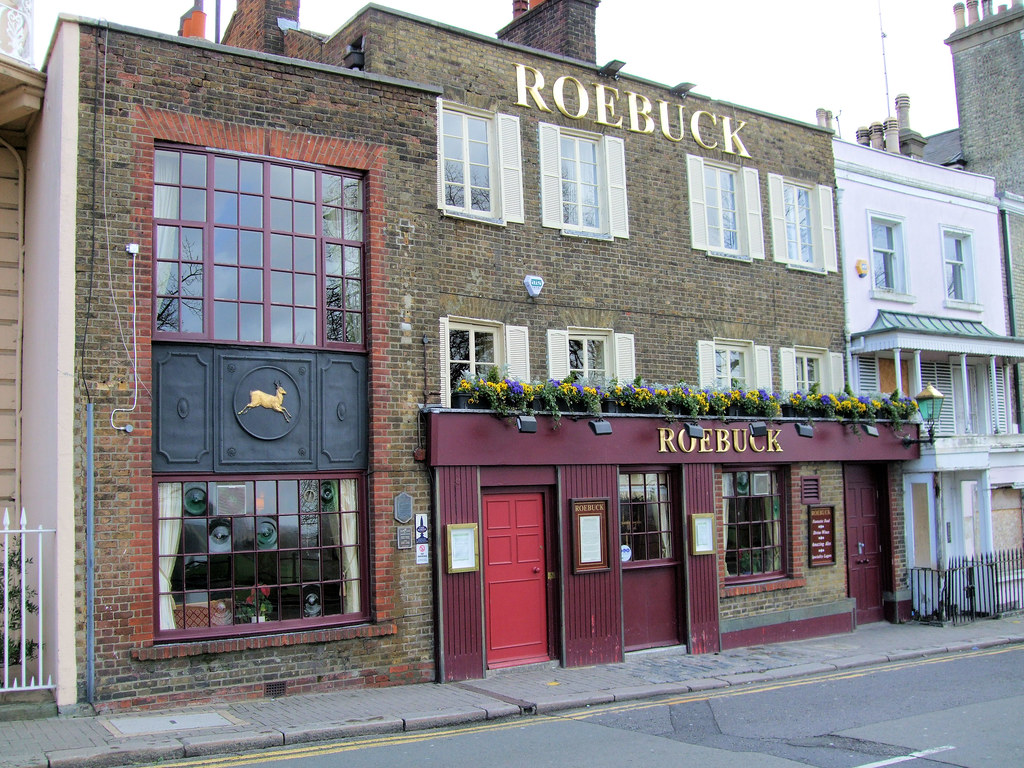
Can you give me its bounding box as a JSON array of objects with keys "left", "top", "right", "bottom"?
[{"left": 153, "top": 346, "right": 213, "bottom": 472}]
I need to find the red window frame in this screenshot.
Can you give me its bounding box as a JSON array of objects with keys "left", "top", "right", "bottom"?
[{"left": 153, "top": 472, "right": 369, "bottom": 641}]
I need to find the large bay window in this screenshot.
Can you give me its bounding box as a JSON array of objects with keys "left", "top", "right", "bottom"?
[
  {"left": 154, "top": 147, "right": 365, "bottom": 349},
  {"left": 157, "top": 475, "right": 365, "bottom": 634}
]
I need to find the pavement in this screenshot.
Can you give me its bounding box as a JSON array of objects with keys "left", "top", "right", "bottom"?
[{"left": 1, "top": 615, "right": 1023, "bottom": 768}]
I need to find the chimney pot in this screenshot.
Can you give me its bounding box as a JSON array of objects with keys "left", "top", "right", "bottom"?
[
  {"left": 981, "top": 0, "right": 993, "bottom": 15},
  {"left": 869, "top": 122, "right": 885, "bottom": 150},
  {"left": 513, "top": 0, "right": 530, "bottom": 17},
  {"left": 856, "top": 126, "right": 871, "bottom": 146},
  {"left": 815, "top": 108, "right": 834, "bottom": 131},
  {"left": 895, "top": 94, "right": 911, "bottom": 129},
  {"left": 954, "top": 2, "right": 966, "bottom": 28},
  {"left": 179, "top": 2, "right": 207, "bottom": 39},
  {"left": 998, "top": 4, "right": 1008, "bottom": 12},
  {"left": 883, "top": 118, "right": 901, "bottom": 153},
  {"left": 967, "top": 0, "right": 980, "bottom": 23}
]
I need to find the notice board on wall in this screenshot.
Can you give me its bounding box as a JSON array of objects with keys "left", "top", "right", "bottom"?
[{"left": 809, "top": 506, "right": 835, "bottom": 567}]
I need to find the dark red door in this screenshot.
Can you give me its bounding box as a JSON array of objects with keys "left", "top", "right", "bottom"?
[
  {"left": 620, "top": 471, "right": 681, "bottom": 651},
  {"left": 483, "top": 493, "right": 549, "bottom": 667},
  {"left": 845, "top": 465, "right": 885, "bottom": 624}
]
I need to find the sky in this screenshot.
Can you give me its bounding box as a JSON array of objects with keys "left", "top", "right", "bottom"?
[{"left": 32, "top": 0, "right": 963, "bottom": 139}]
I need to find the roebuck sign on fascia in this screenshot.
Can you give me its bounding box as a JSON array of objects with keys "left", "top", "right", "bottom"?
[{"left": 514, "top": 64, "right": 753, "bottom": 159}]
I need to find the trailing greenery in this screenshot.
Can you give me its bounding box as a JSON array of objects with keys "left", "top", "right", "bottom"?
[{"left": 449, "top": 371, "right": 918, "bottom": 429}]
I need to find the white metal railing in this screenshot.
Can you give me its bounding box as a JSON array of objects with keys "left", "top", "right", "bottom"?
[{"left": 2, "top": 507, "right": 55, "bottom": 691}]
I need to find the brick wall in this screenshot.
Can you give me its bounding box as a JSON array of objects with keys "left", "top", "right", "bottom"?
[
  {"left": 333, "top": 8, "right": 844, "bottom": 396},
  {"left": 74, "top": 22, "right": 438, "bottom": 708}
]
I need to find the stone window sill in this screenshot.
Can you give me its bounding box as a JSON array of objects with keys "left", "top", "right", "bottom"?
[{"left": 133, "top": 622, "right": 397, "bottom": 661}]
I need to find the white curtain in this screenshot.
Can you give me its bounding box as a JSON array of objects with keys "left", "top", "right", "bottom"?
[
  {"left": 157, "top": 483, "right": 183, "bottom": 630},
  {"left": 339, "top": 479, "right": 361, "bottom": 614}
]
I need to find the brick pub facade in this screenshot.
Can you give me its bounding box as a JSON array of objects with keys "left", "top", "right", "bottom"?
[{"left": 39, "top": 0, "right": 913, "bottom": 708}]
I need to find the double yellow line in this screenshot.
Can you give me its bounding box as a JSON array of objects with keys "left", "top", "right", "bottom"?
[{"left": 141, "top": 644, "right": 1022, "bottom": 767}]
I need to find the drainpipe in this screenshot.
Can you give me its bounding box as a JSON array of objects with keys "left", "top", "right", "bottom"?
[
  {"left": 998, "top": 205, "right": 1022, "bottom": 432},
  {"left": 86, "top": 405, "right": 95, "bottom": 703}
]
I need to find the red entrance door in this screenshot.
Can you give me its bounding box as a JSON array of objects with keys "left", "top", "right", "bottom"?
[
  {"left": 845, "top": 465, "right": 885, "bottom": 624},
  {"left": 483, "top": 493, "right": 549, "bottom": 668}
]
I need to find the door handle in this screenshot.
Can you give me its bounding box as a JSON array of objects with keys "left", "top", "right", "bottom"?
[{"left": 533, "top": 567, "right": 541, "bottom": 573}]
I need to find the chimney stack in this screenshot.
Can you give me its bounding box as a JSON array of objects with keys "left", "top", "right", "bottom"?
[
  {"left": 954, "top": 2, "right": 966, "bottom": 29},
  {"left": 894, "top": 95, "right": 928, "bottom": 159},
  {"left": 221, "top": 0, "right": 299, "bottom": 55},
  {"left": 179, "top": 1, "right": 207, "bottom": 39},
  {"left": 499, "top": 0, "right": 600, "bottom": 64}
]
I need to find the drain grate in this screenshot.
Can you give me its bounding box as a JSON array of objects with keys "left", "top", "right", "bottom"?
[{"left": 264, "top": 681, "right": 287, "bottom": 698}]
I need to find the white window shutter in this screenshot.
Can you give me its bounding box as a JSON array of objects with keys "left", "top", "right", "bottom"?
[
  {"left": 497, "top": 113, "right": 525, "bottom": 224},
  {"left": 767, "top": 173, "right": 788, "bottom": 263},
  {"left": 547, "top": 329, "right": 570, "bottom": 380},
  {"left": 538, "top": 123, "right": 563, "bottom": 229},
  {"left": 920, "top": 360, "right": 956, "bottom": 436},
  {"left": 857, "top": 355, "right": 879, "bottom": 394},
  {"left": 779, "top": 347, "right": 797, "bottom": 392},
  {"left": 605, "top": 136, "right": 629, "bottom": 238},
  {"left": 829, "top": 352, "right": 845, "bottom": 392},
  {"left": 754, "top": 345, "right": 773, "bottom": 390},
  {"left": 993, "top": 364, "right": 1007, "bottom": 433},
  {"left": 697, "top": 340, "right": 716, "bottom": 388},
  {"left": 614, "top": 333, "right": 636, "bottom": 382},
  {"left": 436, "top": 98, "right": 446, "bottom": 212},
  {"left": 743, "top": 167, "right": 765, "bottom": 259},
  {"left": 439, "top": 316, "right": 451, "bottom": 407},
  {"left": 686, "top": 154, "right": 708, "bottom": 251},
  {"left": 818, "top": 184, "right": 838, "bottom": 272},
  {"left": 505, "top": 325, "right": 530, "bottom": 381}
]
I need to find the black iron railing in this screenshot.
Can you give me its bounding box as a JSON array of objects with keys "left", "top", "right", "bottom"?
[{"left": 909, "top": 548, "right": 1024, "bottom": 626}]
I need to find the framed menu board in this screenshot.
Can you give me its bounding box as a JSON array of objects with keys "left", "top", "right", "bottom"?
[
  {"left": 809, "top": 506, "right": 835, "bottom": 567},
  {"left": 572, "top": 499, "right": 610, "bottom": 573}
]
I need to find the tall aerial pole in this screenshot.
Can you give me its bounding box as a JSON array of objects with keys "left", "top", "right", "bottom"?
[{"left": 879, "top": 0, "right": 892, "bottom": 116}]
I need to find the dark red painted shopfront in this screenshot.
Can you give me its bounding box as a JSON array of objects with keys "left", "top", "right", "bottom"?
[{"left": 427, "top": 412, "right": 915, "bottom": 682}]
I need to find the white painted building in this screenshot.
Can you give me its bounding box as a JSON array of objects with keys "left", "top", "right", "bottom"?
[{"left": 835, "top": 134, "right": 1024, "bottom": 577}]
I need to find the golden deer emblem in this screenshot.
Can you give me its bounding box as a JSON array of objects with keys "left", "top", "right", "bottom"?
[{"left": 237, "top": 381, "right": 292, "bottom": 422}]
